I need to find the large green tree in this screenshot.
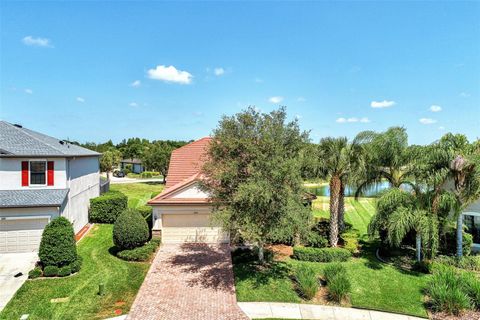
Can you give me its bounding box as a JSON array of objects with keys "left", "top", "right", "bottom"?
[
  {"left": 100, "top": 149, "right": 122, "bottom": 178},
  {"left": 201, "top": 107, "right": 310, "bottom": 262},
  {"left": 142, "top": 142, "right": 174, "bottom": 183}
]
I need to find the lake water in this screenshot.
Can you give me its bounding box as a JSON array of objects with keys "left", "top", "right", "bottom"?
[{"left": 305, "top": 181, "right": 394, "bottom": 197}]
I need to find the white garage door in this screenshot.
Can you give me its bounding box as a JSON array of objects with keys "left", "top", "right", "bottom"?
[
  {"left": 0, "top": 218, "right": 49, "bottom": 253},
  {"left": 162, "top": 214, "right": 229, "bottom": 244}
]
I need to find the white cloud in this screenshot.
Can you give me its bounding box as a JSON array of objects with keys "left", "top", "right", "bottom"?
[
  {"left": 336, "top": 117, "right": 370, "bottom": 123},
  {"left": 147, "top": 65, "right": 193, "bottom": 84},
  {"left": 76, "top": 97, "right": 85, "bottom": 103},
  {"left": 129, "top": 102, "right": 139, "bottom": 107},
  {"left": 297, "top": 97, "right": 306, "bottom": 102},
  {"left": 430, "top": 105, "right": 442, "bottom": 112},
  {"left": 22, "top": 36, "right": 52, "bottom": 47},
  {"left": 130, "top": 80, "right": 141, "bottom": 87},
  {"left": 419, "top": 118, "right": 437, "bottom": 125},
  {"left": 213, "top": 67, "right": 225, "bottom": 76},
  {"left": 268, "top": 96, "right": 284, "bottom": 104},
  {"left": 439, "top": 126, "right": 445, "bottom": 131},
  {"left": 193, "top": 111, "right": 204, "bottom": 117},
  {"left": 371, "top": 100, "right": 396, "bottom": 108},
  {"left": 254, "top": 78, "right": 263, "bottom": 83},
  {"left": 459, "top": 92, "right": 470, "bottom": 98},
  {"left": 24, "top": 88, "right": 33, "bottom": 94}
]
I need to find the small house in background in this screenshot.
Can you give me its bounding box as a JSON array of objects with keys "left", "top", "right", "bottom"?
[{"left": 120, "top": 158, "right": 144, "bottom": 174}]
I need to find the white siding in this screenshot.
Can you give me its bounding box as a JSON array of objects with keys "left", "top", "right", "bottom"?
[
  {"left": 170, "top": 183, "right": 210, "bottom": 199},
  {"left": 63, "top": 157, "right": 100, "bottom": 233},
  {"left": 0, "top": 158, "right": 67, "bottom": 190}
]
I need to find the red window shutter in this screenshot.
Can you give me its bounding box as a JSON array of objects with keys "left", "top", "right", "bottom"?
[
  {"left": 21, "top": 161, "right": 29, "bottom": 186},
  {"left": 47, "top": 161, "right": 54, "bottom": 186}
]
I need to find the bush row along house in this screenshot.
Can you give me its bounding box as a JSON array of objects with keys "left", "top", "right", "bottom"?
[{"left": 0, "top": 121, "right": 100, "bottom": 253}]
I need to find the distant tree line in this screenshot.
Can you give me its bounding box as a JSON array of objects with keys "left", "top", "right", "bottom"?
[{"left": 70, "top": 138, "right": 190, "bottom": 179}]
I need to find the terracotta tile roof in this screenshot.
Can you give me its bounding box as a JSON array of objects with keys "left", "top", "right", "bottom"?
[
  {"left": 149, "top": 137, "right": 211, "bottom": 205},
  {"left": 164, "top": 137, "right": 211, "bottom": 189}
]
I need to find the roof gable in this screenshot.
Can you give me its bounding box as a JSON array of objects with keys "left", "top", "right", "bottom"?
[{"left": 0, "top": 121, "right": 100, "bottom": 157}]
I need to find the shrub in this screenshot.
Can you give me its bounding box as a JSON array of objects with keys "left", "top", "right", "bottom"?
[
  {"left": 425, "top": 266, "right": 474, "bottom": 315},
  {"left": 58, "top": 265, "right": 72, "bottom": 277},
  {"left": 441, "top": 231, "right": 472, "bottom": 257},
  {"left": 304, "top": 231, "right": 328, "bottom": 248},
  {"left": 341, "top": 230, "right": 360, "bottom": 254},
  {"left": 28, "top": 267, "right": 42, "bottom": 279},
  {"left": 43, "top": 265, "right": 59, "bottom": 277},
  {"left": 70, "top": 257, "right": 82, "bottom": 274},
  {"left": 117, "top": 239, "right": 160, "bottom": 261},
  {"left": 294, "top": 264, "right": 319, "bottom": 300},
  {"left": 89, "top": 191, "right": 128, "bottom": 223},
  {"left": 328, "top": 273, "right": 351, "bottom": 302},
  {"left": 412, "top": 260, "right": 434, "bottom": 274},
  {"left": 292, "top": 247, "right": 352, "bottom": 262},
  {"left": 137, "top": 205, "right": 153, "bottom": 230},
  {"left": 231, "top": 247, "right": 274, "bottom": 264},
  {"left": 39, "top": 217, "right": 77, "bottom": 268},
  {"left": 323, "top": 263, "right": 346, "bottom": 283},
  {"left": 435, "top": 255, "right": 480, "bottom": 272},
  {"left": 113, "top": 209, "right": 149, "bottom": 250},
  {"left": 459, "top": 272, "right": 480, "bottom": 310}
]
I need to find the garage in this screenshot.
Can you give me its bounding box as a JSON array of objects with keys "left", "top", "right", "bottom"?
[
  {"left": 0, "top": 217, "right": 49, "bottom": 253},
  {"left": 161, "top": 213, "right": 228, "bottom": 244}
]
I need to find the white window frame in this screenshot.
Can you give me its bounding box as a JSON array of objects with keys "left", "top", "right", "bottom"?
[{"left": 29, "top": 160, "right": 47, "bottom": 187}]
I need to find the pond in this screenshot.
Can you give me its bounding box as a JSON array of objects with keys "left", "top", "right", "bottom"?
[{"left": 305, "top": 181, "right": 394, "bottom": 197}]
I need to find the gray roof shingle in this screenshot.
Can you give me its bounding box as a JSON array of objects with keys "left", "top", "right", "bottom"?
[
  {"left": 0, "top": 189, "right": 69, "bottom": 208},
  {"left": 0, "top": 121, "right": 100, "bottom": 157}
]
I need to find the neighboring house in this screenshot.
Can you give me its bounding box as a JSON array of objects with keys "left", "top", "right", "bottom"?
[
  {"left": 0, "top": 121, "right": 100, "bottom": 253},
  {"left": 464, "top": 200, "right": 480, "bottom": 252},
  {"left": 148, "top": 137, "right": 228, "bottom": 244},
  {"left": 120, "top": 158, "right": 144, "bottom": 174}
]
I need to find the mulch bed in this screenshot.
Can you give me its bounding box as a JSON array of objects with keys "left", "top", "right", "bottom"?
[
  {"left": 430, "top": 311, "right": 480, "bottom": 320},
  {"left": 266, "top": 244, "right": 293, "bottom": 261}
]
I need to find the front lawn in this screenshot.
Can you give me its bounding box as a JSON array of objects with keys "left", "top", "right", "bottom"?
[
  {"left": 110, "top": 182, "right": 164, "bottom": 208},
  {"left": 0, "top": 224, "right": 150, "bottom": 320}
]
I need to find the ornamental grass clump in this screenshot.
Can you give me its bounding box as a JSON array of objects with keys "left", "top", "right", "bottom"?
[
  {"left": 294, "top": 264, "right": 319, "bottom": 300},
  {"left": 323, "top": 263, "right": 351, "bottom": 303},
  {"left": 425, "top": 266, "right": 478, "bottom": 315}
]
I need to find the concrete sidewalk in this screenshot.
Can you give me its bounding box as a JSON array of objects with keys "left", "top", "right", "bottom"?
[{"left": 238, "top": 302, "right": 426, "bottom": 320}]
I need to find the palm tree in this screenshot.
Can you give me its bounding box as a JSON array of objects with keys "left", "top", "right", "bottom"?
[
  {"left": 354, "top": 127, "right": 418, "bottom": 199},
  {"left": 316, "top": 136, "right": 365, "bottom": 246}
]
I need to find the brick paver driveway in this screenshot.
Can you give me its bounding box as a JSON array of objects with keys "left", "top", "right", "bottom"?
[{"left": 127, "top": 243, "right": 248, "bottom": 320}]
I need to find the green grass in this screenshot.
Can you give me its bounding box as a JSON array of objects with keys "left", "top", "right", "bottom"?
[
  {"left": 110, "top": 182, "right": 164, "bottom": 208},
  {"left": 0, "top": 224, "right": 150, "bottom": 320},
  {"left": 235, "top": 195, "right": 429, "bottom": 318},
  {"left": 312, "top": 196, "right": 376, "bottom": 236}
]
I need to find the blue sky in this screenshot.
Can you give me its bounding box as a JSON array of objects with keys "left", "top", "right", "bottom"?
[{"left": 1, "top": 1, "right": 479, "bottom": 145}]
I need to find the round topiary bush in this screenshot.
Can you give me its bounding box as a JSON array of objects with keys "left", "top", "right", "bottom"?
[
  {"left": 39, "top": 217, "right": 78, "bottom": 267},
  {"left": 113, "top": 209, "right": 149, "bottom": 250}
]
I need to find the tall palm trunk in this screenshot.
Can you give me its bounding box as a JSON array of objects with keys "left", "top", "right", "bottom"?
[
  {"left": 329, "top": 175, "right": 341, "bottom": 247},
  {"left": 338, "top": 182, "right": 345, "bottom": 232},
  {"left": 415, "top": 233, "right": 422, "bottom": 262},
  {"left": 456, "top": 213, "right": 463, "bottom": 257}
]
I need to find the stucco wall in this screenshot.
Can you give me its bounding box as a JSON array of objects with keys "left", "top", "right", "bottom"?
[
  {"left": 170, "top": 183, "right": 210, "bottom": 199},
  {"left": 0, "top": 158, "right": 67, "bottom": 190},
  {"left": 152, "top": 205, "right": 212, "bottom": 230},
  {"left": 0, "top": 206, "right": 60, "bottom": 220}
]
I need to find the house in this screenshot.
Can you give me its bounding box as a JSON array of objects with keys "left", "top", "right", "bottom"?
[
  {"left": 148, "top": 137, "right": 228, "bottom": 244},
  {"left": 120, "top": 158, "right": 144, "bottom": 174},
  {"left": 0, "top": 121, "right": 100, "bottom": 253}
]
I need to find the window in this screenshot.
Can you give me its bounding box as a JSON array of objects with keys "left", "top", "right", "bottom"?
[{"left": 30, "top": 161, "right": 46, "bottom": 185}]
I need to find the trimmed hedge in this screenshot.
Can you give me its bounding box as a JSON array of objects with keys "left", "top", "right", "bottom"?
[
  {"left": 39, "top": 217, "right": 77, "bottom": 268},
  {"left": 117, "top": 239, "right": 161, "bottom": 261},
  {"left": 28, "top": 267, "right": 42, "bottom": 279},
  {"left": 89, "top": 191, "right": 128, "bottom": 223},
  {"left": 44, "top": 265, "right": 59, "bottom": 277},
  {"left": 292, "top": 247, "right": 352, "bottom": 262},
  {"left": 113, "top": 209, "right": 149, "bottom": 250}
]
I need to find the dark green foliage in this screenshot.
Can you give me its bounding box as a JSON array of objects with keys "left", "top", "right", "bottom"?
[
  {"left": 58, "top": 265, "right": 72, "bottom": 277},
  {"left": 89, "top": 191, "right": 128, "bottom": 223},
  {"left": 116, "top": 239, "right": 161, "bottom": 261},
  {"left": 137, "top": 205, "right": 153, "bottom": 230},
  {"left": 231, "top": 247, "right": 274, "bottom": 264},
  {"left": 70, "top": 257, "right": 82, "bottom": 274},
  {"left": 441, "top": 231, "right": 472, "bottom": 257},
  {"left": 304, "top": 231, "right": 328, "bottom": 248},
  {"left": 328, "top": 273, "right": 351, "bottom": 302},
  {"left": 43, "top": 265, "right": 59, "bottom": 277},
  {"left": 425, "top": 266, "right": 477, "bottom": 315},
  {"left": 323, "top": 263, "right": 346, "bottom": 283},
  {"left": 28, "top": 267, "right": 42, "bottom": 279},
  {"left": 294, "top": 265, "right": 319, "bottom": 300},
  {"left": 113, "top": 209, "right": 149, "bottom": 250},
  {"left": 435, "top": 255, "right": 480, "bottom": 272},
  {"left": 39, "top": 217, "right": 77, "bottom": 268},
  {"left": 412, "top": 260, "right": 434, "bottom": 274},
  {"left": 292, "top": 247, "right": 351, "bottom": 262}
]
